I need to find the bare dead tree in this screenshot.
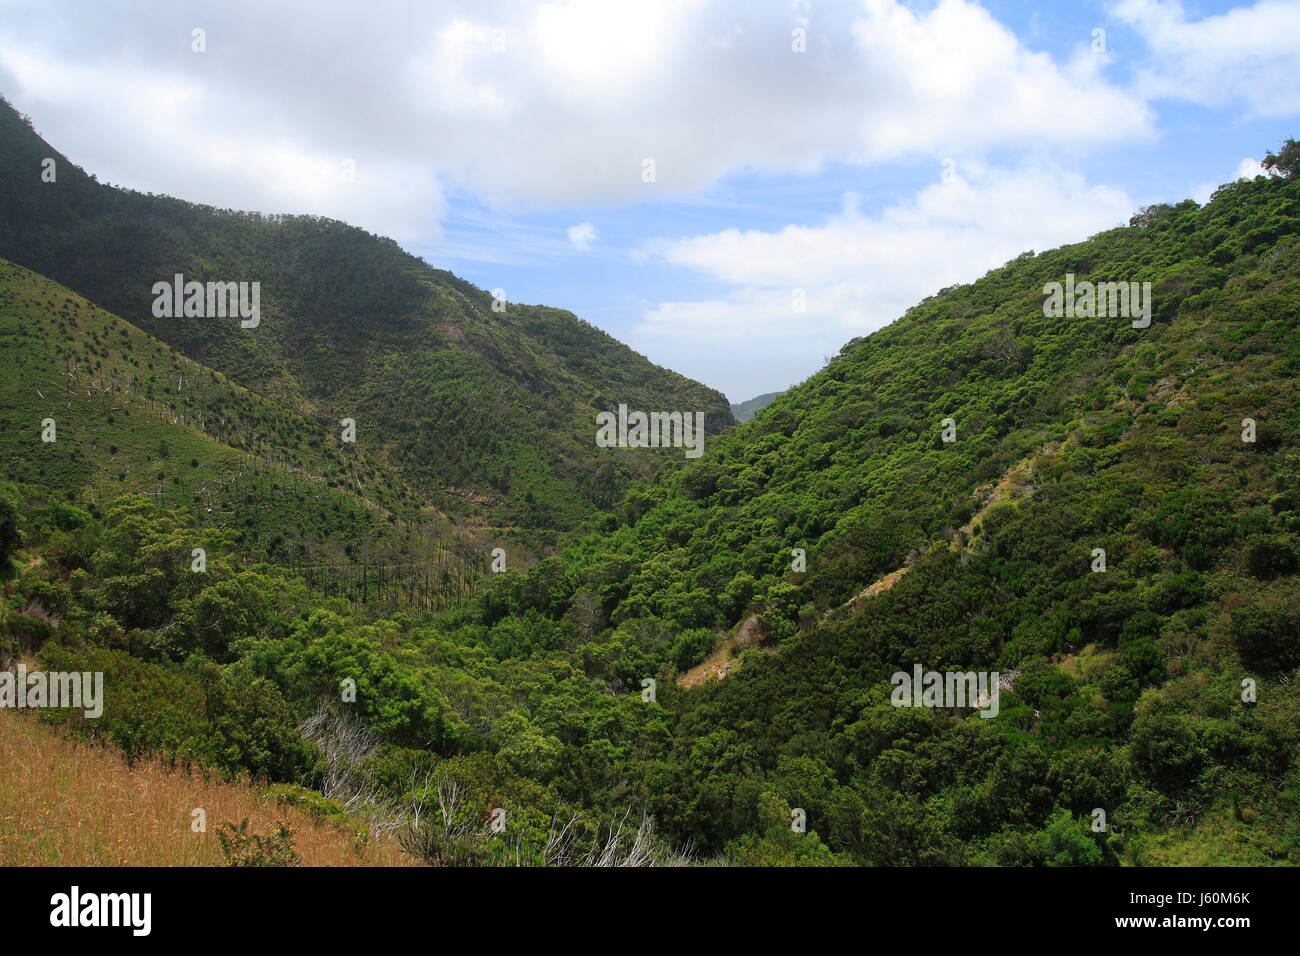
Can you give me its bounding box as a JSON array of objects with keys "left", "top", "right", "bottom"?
[
  {"left": 300, "top": 705, "right": 694, "bottom": 867},
  {"left": 298, "top": 702, "right": 384, "bottom": 820},
  {"left": 537, "top": 806, "right": 695, "bottom": 868}
]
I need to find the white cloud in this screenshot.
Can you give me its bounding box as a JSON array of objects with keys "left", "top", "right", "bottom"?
[
  {"left": 0, "top": 44, "right": 445, "bottom": 243},
  {"left": 0, "top": 0, "right": 1152, "bottom": 223},
  {"left": 1191, "top": 155, "right": 1270, "bottom": 204},
  {"left": 1113, "top": 0, "right": 1300, "bottom": 117},
  {"left": 633, "top": 162, "right": 1136, "bottom": 397},
  {"left": 1234, "top": 156, "right": 1269, "bottom": 180},
  {"left": 534, "top": 0, "right": 679, "bottom": 89},
  {"left": 567, "top": 221, "right": 598, "bottom": 249}
]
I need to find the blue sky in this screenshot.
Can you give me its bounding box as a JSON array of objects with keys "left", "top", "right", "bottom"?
[{"left": 2, "top": 0, "right": 1297, "bottom": 400}]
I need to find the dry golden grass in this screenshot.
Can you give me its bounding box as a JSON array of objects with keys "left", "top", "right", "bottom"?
[{"left": 0, "top": 709, "right": 416, "bottom": 866}]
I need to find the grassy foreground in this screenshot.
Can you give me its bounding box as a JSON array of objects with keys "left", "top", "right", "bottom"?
[{"left": 0, "top": 708, "right": 414, "bottom": 866}]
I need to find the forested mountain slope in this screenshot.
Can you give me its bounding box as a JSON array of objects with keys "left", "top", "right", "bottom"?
[
  {"left": 0, "top": 99, "right": 732, "bottom": 539},
  {"left": 5, "top": 136, "right": 1298, "bottom": 867},
  {"left": 443, "top": 153, "right": 1300, "bottom": 863},
  {"left": 0, "top": 256, "right": 489, "bottom": 573}
]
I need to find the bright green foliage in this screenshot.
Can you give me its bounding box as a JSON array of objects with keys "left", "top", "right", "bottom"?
[
  {"left": 3, "top": 124, "right": 1299, "bottom": 865},
  {"left": 0, "top": 99, "right": 733, "bottom": 544}
]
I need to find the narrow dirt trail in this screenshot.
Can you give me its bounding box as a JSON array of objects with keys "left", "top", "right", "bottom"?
[
  {"left": 678, "top": 445, "right": 1056, "bottom": 690},
  {"left": 678, "top": 614, "right": 765, "bottom": 689},
  {"left": 830, "top": 446, "right": 1050, "bottom": 619}
]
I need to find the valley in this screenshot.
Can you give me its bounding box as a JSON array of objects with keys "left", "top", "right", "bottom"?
[{"left": 2, "top": 99, "right": 1298, "bottom": 870}]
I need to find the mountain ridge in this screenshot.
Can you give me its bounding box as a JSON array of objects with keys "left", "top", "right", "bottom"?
[
  {"left": 3, "top": 98, "right": 1298, "bottom": 867},
  {"left": 0, "top": 96, "right": 733, "bottom": 542},
  {"left": 731, "top": 391, "right": 782, "bottom": 424}
]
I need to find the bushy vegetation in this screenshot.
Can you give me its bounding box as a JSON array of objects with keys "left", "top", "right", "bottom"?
[
  {"left": 0, "top": 258, "right": 454, "bottom": 568},
  {"left": 0, "top": 98, "right": 733, "bottom": 545},
  {"left": 409, "top": 165, "right": 1300, "bottom": 864},
  {"left": 2, "top": 113, "right": 1298, "bottom": 865}
]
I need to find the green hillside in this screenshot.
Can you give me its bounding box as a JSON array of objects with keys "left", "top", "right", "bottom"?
[
  {"left": 0, "top": 98, "right": 733, "bottom": 542},
  {"left": 426, "top": 152, "right": 1300, "bottom": 863},
  {"left": 0, "top": 257, "right": 493, "bottom": 592},
  {"left": 731, "top": 391, "right": 783, "bottom": 424},
  {"left": 3, "top": 113, "right": 1298, "bottom": 866}
]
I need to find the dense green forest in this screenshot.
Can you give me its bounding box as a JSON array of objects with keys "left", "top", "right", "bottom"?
[
  {"left": 3, "top": 115, "right": 1298, "bottom": 864},
  {"left": 0, "top": 98, "right": 732, "bottom": 546}
]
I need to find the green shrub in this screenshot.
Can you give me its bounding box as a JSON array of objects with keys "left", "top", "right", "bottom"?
[
  {"left": 1245, "top": 535, "right": 1298, "bottom": 579},
  {"left": 216, "top": 818, "right": 301, "bottom": 867}
]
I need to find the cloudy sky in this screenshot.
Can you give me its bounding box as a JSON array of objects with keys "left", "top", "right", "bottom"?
[{"left": 2, "top": 0, "right": 1297, "bottom": 400}]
